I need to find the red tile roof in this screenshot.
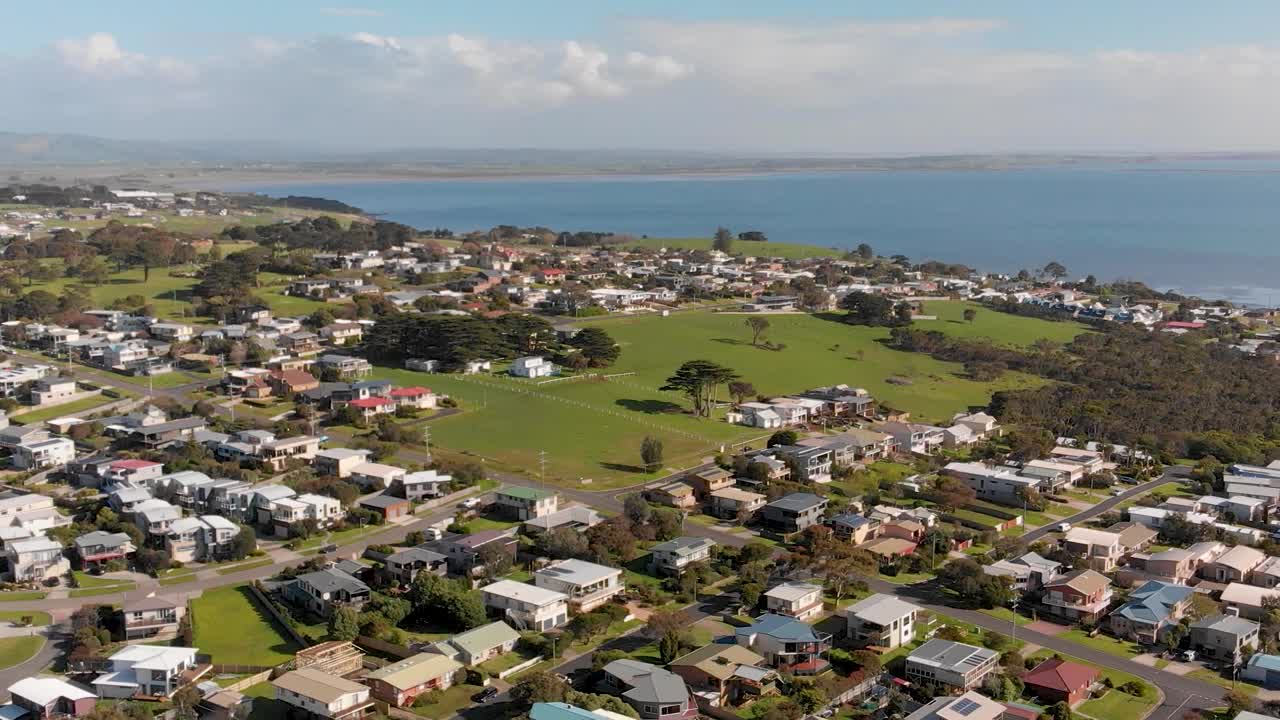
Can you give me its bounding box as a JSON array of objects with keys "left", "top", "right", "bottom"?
[
  {"left": 1021, "top": 658, "right": 1100, "bottom": 692},
  {"left": 390, "top": 387, "right": 431, "bottom": 397},
  {"left": 349, "top": 397, "right": 394, "bottom": 409}
]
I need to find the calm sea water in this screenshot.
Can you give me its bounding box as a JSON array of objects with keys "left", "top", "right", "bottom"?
[{"left": 242, "top": 165, "right": 1280, "bottom": 305}]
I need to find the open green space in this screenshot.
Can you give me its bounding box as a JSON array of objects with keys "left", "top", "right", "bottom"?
[
  {"left": 158, "top": 573, "right": 198, "bottom": 586},
  {"left": 978, "top": 607, "right": 1033, "bottom": 627},
  {"left": 0, "top": 635, "right": 45, "bottom": 670},
  {"left": 215, "top": 558, "right": 274, "bottom": 575},
  {"left": 456, "top": 516, "right": 520, "bottom": 532},
  {"left": 0, "top": 592, "right": 46, "bottom": 602},
  {"left": 190, "top": 585, "right": 300, "bottom": 666},
  {"left": 918, "top": 301, "right": 1087, "bottom": 348},
  {"left": 10, "top": 394, "right": 118, "bottom": 424},
  {"left": 409, "top": 683, "right": 488, "bottom": 719},
  {"left": 1058, "top": 628, "right": 1144, "bottom": 658},
  {"left": 73, "top": 571, "right": 133, "bottom": 588},
  {"left": 70, "top": 584, "right": 135, "bottom": 598}
]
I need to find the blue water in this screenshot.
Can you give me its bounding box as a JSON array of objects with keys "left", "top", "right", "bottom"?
[{"left": 240, "top": 166, "right": 1280, "bottom": 305}]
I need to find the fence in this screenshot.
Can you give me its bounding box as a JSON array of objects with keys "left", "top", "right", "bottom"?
[
  {"left": 495, "top": 655, "right": 546, "bottom": 680},
  {"left": 246, "top": 583, "right": 310, "bottom": 649},
  {"left": 413, "top": 484, "right": 483, "bottom": 516},
  {"left": 216, "top": 669, "right": 274, "bottom": 692},
  {"left": 357, "top": 635, "right": 416, "bottom": 660}
]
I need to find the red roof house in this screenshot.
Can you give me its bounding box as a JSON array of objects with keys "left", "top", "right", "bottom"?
[{"left": 1021, "top": 657, "right": 1100, "bottom": 705}]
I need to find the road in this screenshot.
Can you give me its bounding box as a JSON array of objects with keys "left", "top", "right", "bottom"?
[{"left": 1018, "top": 472, "right": 1181, "bottom": 545}]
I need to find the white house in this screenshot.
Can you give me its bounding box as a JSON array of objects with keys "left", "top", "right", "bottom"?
[
  {"left": 763, "top": 581, "right": 824, "bottom": 620},
  {"left": 845, "top": 594, "right": 922, "bottom": 650},
  {"left": 92, "top": 645, "right": 202, "bottom": 698},
  {"left": 479, "top": 580, "right": 569, "bottom": 632},
  {"left": 533, "top": 559, "right": 625, "bottom": 612},
  {"left": 31, "top": 378, "right": 77, "bottom": 406},
  {"left": 12, "top": 437, "right": 75, "bottom": 470},
  {"left": 510, "top": 356, "right": 554, "bottom": 378},
  {"left": 6, "top": 536, "right": 69, "bottom": 582},
  {"left": 272, "top": 668, "right": 373, "bottom": 719}
]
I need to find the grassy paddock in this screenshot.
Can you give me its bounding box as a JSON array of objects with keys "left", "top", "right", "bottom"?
[{"left": 190, "top": 585, "right": 300, "bottom": 666}]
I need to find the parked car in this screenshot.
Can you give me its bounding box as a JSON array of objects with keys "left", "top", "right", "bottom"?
[
  {"left": 1118, "top": 475, "right": 1139, "bottom": 485},
  {"left": 320, "top": 544, "right": 338, "bottom": 554},
  {"left": 472, "top": 687, "right": 498, "bottom": 703},
  {"left": 1057, "top": 522, "right": 1072, "bottom": 533},
  {"left": 461, "top": 497, "right": 482, "bottom": 509},
  {"left": 1112, "top": 488, "right": 1126, "bottom": 496}
]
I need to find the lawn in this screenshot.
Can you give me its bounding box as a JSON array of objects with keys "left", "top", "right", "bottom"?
[
  {"left": 0, "top": 592, "right": 46, "bottom": 602},
  {"left": 0, "top": 635, "right": 44, "bottom": 670},
  {"left": 70, "top": 584, "right": 136, "bottom": 598},
  {"left": 0, "top": 611, "right": 50, "bottom": 626},
  {"left": 979, "top": 607, "right": 1033, "bottom": 627},
  {"left": 21, "top": 265, "right": 204, "bottom": 322},
  {"left": 73, "top": 571, "right": 134, "bottom": 588},
  {"left": 458, "top": 516, "right": 519, "bottom": 532},
  {"left": 10, "top": 394, "right": 119, "bottom": 424},
  {"left": 382, "top": 309, "right": 1056, "bottom": 488},
  {"left": 1058, "top": 628, "right": 1144, "bottom": 658},
  {"left": 409, "top": 683, "right": 487, "bottom": 719},
  {"left": 158, "top": 573, "right": 198, "bottom": 586},
  {"left": 947, "top": 508, "right": 1004, "bottom": 529},
  {"left": 1025, "top": 649, "right": 1158, "bottom": 720},
  {"left": 190, "top": 585, "right": 301, "bottom": 666},
  {"left": 917, "top": 301, "right": 1087, "bottom": 348},
  {"left": 215, "top": 558, "right": 274, "bottom": 575}
]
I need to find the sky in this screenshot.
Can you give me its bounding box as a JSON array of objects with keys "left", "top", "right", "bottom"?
[{"left": 6, "top": 1, "right": 1280, "bottom": 153}]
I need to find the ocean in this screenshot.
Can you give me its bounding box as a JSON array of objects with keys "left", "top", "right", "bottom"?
[{"left": 240, "top": 164, "right": 1280, "bottom": 305}]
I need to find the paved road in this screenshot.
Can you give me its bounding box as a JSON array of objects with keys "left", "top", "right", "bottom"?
[
  {"left": 1018, "top": 472, "right": 1182, "bottom": 545},
  {"left": 0, "top": 626, "right": 69, "bottom": 700}
]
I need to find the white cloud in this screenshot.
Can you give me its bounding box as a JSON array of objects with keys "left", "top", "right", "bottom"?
[
  {"left": 321, "top": 7, "right": 385, "bottom": 17},
  {"left": 560, "top": 41, "right": 623, "bottom": 97},
  {"left": 55, "top": 32, "right": 136, "bottom": 73},
  {"left": 624, "top": 51, "right": 693, "bottom": 83}
]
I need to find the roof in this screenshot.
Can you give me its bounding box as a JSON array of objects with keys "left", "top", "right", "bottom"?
[
  {"left": 125, "top": 596, "right": 179, "bottom": 612},
  {"left": 1021, "top": 657, "right": 1100, "bottom": 692},
  {"left": 907, "top": 639, "right": 998, "bottom": 672},
  {"left": 1063, "top": 527, "right": 1121, "bottom": 547},
  {"left": 1192, "top": 614, "right": 1260, "bottom": 636},
  {"left": 390, "top": 386, "right": 431, "bottom": 397},
  {"left": 360, "top": 494, "right": 410, "bottom": 510},
  {"left": 349, "top": 397, "right": 394, "bottom": 409},
  {"left": 650, "top": 536, "right": 716, "bottom": 556},
  {"left": 481, "top": 580, "right": 568, "bottom": 607},
  {"left": 1045, "top": 569, "right": 1111, "bottom": 597},
  {"left": 8, "top": 677, "right": 94, "bottom": 705},
  {"left": 110, "top": 459, "right": 161, "bottom": 470},
  {"left": 905, "top": 692, "right": 1005, "bottom": 720},
  {"left": 735, "top": 613, "right": 820, "bottom": 642},
  {"left": 535, "top": 559, "right": 621, "bottom": 587},
  {"left": 669, "top": 643, "right": 766, "bottom": 680},
  {"left": 448, "top": 621, "right": 520, "bottom": 657},
  {"left": 73, "top": 530, "right": 131, "bottom": 549},
  {"left": 1215, "top": 545, "right": 1265, "bottom": 572},
  {"left": 499, "top": 486, "right": 554, "bottom": 501},
  {"left": 1223, "top": 582, "right": 1280, "bottom": 608},
  {"left": 602, "top": 659, "right": 690, "bottom": 705},
  {"left": 709, "top": 487, "right": 765, "bottom": 503},
  {"left": 365, "top": 653, "right": 462, "bottom": 690},
  {"left": 846, "top": 593, "right": 921, "bottom": 625},
  {"left": 1246, "top": 654, "right": 1280, "bottom": 673},
  {"left": 351, "top": 462, "right": 406, "bottom": 478},
  {"left": 273, "top": 668, "right": 368, "bottom": 703},
  {"left": 764, "top": 581, "right": 821, "bottom": 603},
  {"left": 1117, "top": 580, "right": 1195, "bottom": 624},
  {"left": 766, "top": 492, "right": 826, "bottom": 512},
  {"left": 109, "top": 644, "right": 198, "bottom": 670},
  {"left": 294, "top": 568, "right": 369, "bottom": 596}
]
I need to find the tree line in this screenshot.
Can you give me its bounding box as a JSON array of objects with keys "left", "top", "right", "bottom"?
[{"left": 364, "top": 313, "right": 619, "bottom": 371}]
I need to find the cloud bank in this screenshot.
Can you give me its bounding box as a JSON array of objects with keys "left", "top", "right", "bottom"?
[{"left": 6, "top": 18, "right": 1280, "bottom": 152}]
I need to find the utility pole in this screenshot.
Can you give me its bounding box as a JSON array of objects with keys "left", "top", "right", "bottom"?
[
  {"left": 538, "top": 450, "right": 547, "bottom": 480},
  {"left": 422, "top": 425, "right": 430, "bottom": 453}
]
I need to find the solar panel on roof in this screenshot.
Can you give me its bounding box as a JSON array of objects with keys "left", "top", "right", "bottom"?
[{"left": 952, "top": 698, "right": 981, "bottom": 716}]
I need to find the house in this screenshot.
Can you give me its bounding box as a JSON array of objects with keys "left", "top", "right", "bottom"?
[
  {"left": 7, "top": 536, "right": 68, "bottom": 582},
  {"left": 799, "top": 384, "right": 876, "bottom": 418},
  {"left": 763, "top": 581, "right": 823, "bottom": 620},
  {"left": 648, "top": 482, "right": 697, "bottom": 509},
  {"left": 495, "top": 487, "right": 559, "bottom": 520},
  {"left": 904, "top": 692, "right": 1005, "bottom": 720},
  {"left": 1110, "top": 580, "right": 1194, "bottom": 644},
  {"left": 389, "top": 386, "right": 436, "bottom": 410},
  {"left": 800, "top": 428, "right": 895, "bottom": 463},
  {"left": 523, "top": 505, "right": 603, "bottom": 534},
  {"left": 134, "top": 499, "right": 183, "bottom": 538},
  {"left": 1222, "top": 582, "right": 1280, "bottom": 620},
  {"left": 649, "top": 537, "right": 716, "bottom": 576},
  {"left": 393, "top": 470, "right": 452, "bottom": 501},
  {"left": 772, "top": 445, "right": 833, "bottom": 483},
  {"left": 121, "top": 597, "right": 184, "bottom": 640},
  {"left": 826, "top": 513, "right": 880, "bottom": 544},
  {"left": 384, "top": 547, "right": 448, "bottom": 586},
  {"left": 313, "top": 448, "right": 373, "bottom": 478},
  {"left": 685, "top": 467, "right": 735, "bottom": 497},
  {"left": 292, "top": 641, "right": 365, "bottom": 678},
  {"left": 734, "top": 614, "right": 831, "bottom": 675},
  {"left": 669, "top": 643, "right": 775, "bottom": 709},
  {"left": 109, "top": 487, "right": 152, "bottom": 514},
  {"left": 359, "top": 494, "right": 412, "bottom": 521},
  {"left": 268, "top": 370, "right": 320, "bottom": 397},
  {"left": 1243, "top": 654, "right": 1280, "bottom": 688},
  {"left": 284, "top": 568, "right": 371, "bottom": 618},
  {"left": 1040, "top": 569, "right": 1113, "bottom": 624},
  {"left": 599, "top": 659, "right": 699, "bottom": 720},
  {"left": 104, "top": 459, "right": 165, "bottom": 486},
  {"left": 165, "top": 515, "right": 238, "bottom": 563},
  {"left": 943, "top": 462, "right": 1041, "bottom": 505},
  {"left": 1127, "top": 542, "right": 1225, "bottom": 585},
  {"left": 148, "top": 323, "right": 195, "bottom": 343},
  {"left": 761, "top": 493, "right": 828, "bottom": 536},
  {"left": 437, "top": 620, "right": 521, "bottom": 666},
  {"left": 365, "top": 654, "right": 462, "bottom": 708},
  {"left": 272, "top": 668, "right": 375, "bottom": 719},
  {"left": 1061, "top": 527, "right": 1123, "bottom": 572},
  {"left": 735, "top": 403, "right": 781, "bottom": 429},
  {"left": 480, "top": 579, "right": 569, "bottom": 631},
  {"left": 316, "top": 354, "right": 373, "bottom": 378},
  {"left": 440, "top": 529, "right": 518, "bottom": 576},
  {"left": 708, "top": 488, "right": 767, "bottom": 520},
  {"left": 844, "top": 594, "right": 921, "bottom": 650},
  {"left": 1252, "top": 557, "right": 1280, "bottom": 589},
  {"left": 1020, "top": 658, "right": 1099, "bottom": 706},
  {"left": 875, "top": 421, "right": 945, "bottom": 455},
  {"left": 12, "top": 437, "right": 75, "bottom": 470},
  {"left": 1205, "top": 545, "right": 1266, "bottom": 584},
  {"left": 349, "top": 462, "right": 406, "bottom": 490},
  {"left": 1107, "top": 521, "right": 1159, "bottom": 554},
  {"left": 1189, "top": 614, "right": 1261, "bottom": 664},
  {"left": 952, "top": 412, "right": 1002, "bottom": 440},
  {"left": 127, "top": 417, "right": 208, "bottom": 449},
  {"left": 346, "top": 396, "right": 396, "bottom": 421},
  {"left": 7, "top": 677, "right": 96, "bottom": 719},
  {"left": 510, "top": 356, "right": 554, "bottom": 378},
  {"left": 534, "top": 559, "right": 625, "bottom": 612},
  {"left": 904, "top": 639, "right": 999, "bottom": 691},
  {"left": 31, "top": 378, "right": 76, "bottom": 406},
  {"left": 73, "top": 531, "right": 134, "bottom": 568},
  {"left": 320, "top": 322, "right": 364, "bottom": 346},
  {"left": 92, "top": 645, "right": 203, "bottom": 699}
]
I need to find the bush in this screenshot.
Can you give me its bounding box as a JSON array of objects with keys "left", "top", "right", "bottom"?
[{"left": 1120, "top": 680, "right": 1146, "bottom": 697}]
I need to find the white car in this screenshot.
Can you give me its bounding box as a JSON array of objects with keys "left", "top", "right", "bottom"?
[
  {"left": 1057, "top": 522, "right": 1072, "bottom": 533},
  {"left": 1112, "top": 488, "right": 1125, "bottom": 496},
  {"left": 461, "top": 497, "right": 482, "bottom": 509}
]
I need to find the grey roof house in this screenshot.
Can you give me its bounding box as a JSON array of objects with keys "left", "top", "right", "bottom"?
[
  {"left": 904, "top": 639, "right": 999, "bottom": 690},
  {"left": 600, "top": 659, "right": 699, "bottom": 720}
]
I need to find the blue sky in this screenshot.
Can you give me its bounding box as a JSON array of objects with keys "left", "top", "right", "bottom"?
[{"left": 4, "top": 2, "right": 1280, "bottom": 151}]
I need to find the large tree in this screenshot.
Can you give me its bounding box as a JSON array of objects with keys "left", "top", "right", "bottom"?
[
  {"left": 640, "top": 436, "right": 664, "bottom": 473},
  {"left": 660, "top": 360, "right": 739, "bottom": 417},
  {"left": 712, "top": 227, "right": 734, "bottom": 253},
  {"left": 567, "top": 327, "right": 620, "bottom": 367},
  {"left": 745, "top": 316, "right": 770, "bottom": 346}
]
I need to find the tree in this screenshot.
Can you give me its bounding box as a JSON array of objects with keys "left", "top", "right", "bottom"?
[
  {"left": 328, "top": 606, "right": 360, "bottom": 641},
  {"left": 640, "top": 436, "right": 664, "bottom": 473},
  {"left": 567, "top": 327, "right": 620, "bottom": 367},
  {"left": 713, "top": 227, "right": 734, "bottom": 253},
  {"left": 660, "top": 360, "right": 739, "bottom": 417},
  {"left": 659, "top": 630, "right": 683, "bottom": 664},
  {"left": 476, "top": 543, "right": 513, "bottom": 582},
  {"left": 963, "top": 308, "right": 977, "bottom": 323},
  {"left": 80, "top": 257, "right": 111, "bottom": 286},
  {"left": 856, "top": 243, "right": 874, "bottom": 260},
  {"left": 1226, "top": 689, "right": 1256, "bottom": 715},
  {"left": 1043, "top": 261, "right": 1068, "bottom": 281},
  {"left": 623, "top": 494, "right": 652, "bottom": 527},
  {"left": 740, "top": 582, "right": 763, "bottom": 607},
  {"left": 745, "top": 316, "right": 770, "bottom": 346},
  {"left": 646, "top": 608, "right": 691, "bottom": 640},
  {"left": 231, "top": 525, "right": 256, "bottom": 560},
  {"left": 511, "top": 671, "right": 568, "bottom": 705},
  {"left": 171, "top": 686, "right": 202, "bottom": 720},
  {"left": 767, "top": 430, "right": 799, "bottom": 447},
  {"left": 840, "top": 291, "right": 903, "bottom": 327},
  {"left": 927, "top": 476, "right": 976, "bottom": 512},
  {"left": 728, "top": 381, "right": 757, "bottom": 404}
]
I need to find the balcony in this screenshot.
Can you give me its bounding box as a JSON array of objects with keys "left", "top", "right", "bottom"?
[{"left": 1042, "top": 590, "right": 1113, "bottom": 614}]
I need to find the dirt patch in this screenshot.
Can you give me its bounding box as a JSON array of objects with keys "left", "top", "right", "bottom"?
[
  {"left": 1025, "top": 620, "right": 1070, "bottom": 636},
  {"left": 1131, "top": 654, "right": 1161, "bottom": 667}
]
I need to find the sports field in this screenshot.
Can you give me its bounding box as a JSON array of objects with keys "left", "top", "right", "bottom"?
[{"left": 375, "top": 302, "right": 1074, "bottom": 487}]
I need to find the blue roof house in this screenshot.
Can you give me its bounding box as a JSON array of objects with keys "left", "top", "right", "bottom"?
[
  {"left": 1108, "top": 580, "right": 1194, "bottom": 644},
  {"left": 734, "top": 613, "right": 831, "bottom": 675}
]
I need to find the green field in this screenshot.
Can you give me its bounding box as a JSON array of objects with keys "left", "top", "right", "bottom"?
[
  {"left": 10, "top": 394, "right": 118, "bottom": 424},
  {"left": 0, "top": 611, "right": 50, "bottom": 626},
  {"left": 0, "top": 635, "right": 44, "bottom": 670},
  {"left": 629, "top": 237, "right": 842, "bottom": 259},
  {"left": 190, "top": 585, "right": 300, "bottom": 666},
  {"left": 918, "top": 301, "right": 1087, "bottom": 347},
  {"left": 374, "top": 305, "right": 1073, "bottom": 487}
]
